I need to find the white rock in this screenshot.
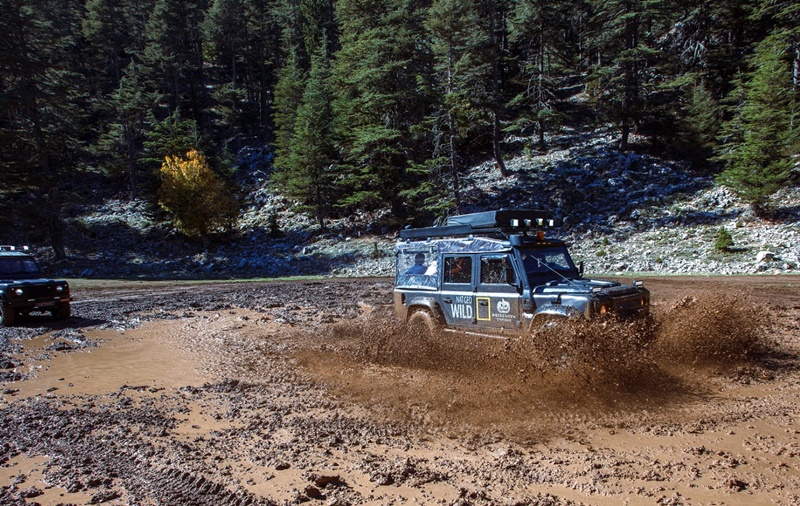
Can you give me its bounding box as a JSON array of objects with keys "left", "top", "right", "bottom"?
[{"left": 756, "top": 251, "right": 775, "bottom": 263}]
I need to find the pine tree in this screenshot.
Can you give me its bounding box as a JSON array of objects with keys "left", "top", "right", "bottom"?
[
  {"left": 679, "top": 79, "right": 720, "bottom": 167},
  {"left": 586, "top": 0, "right": 672, "bottom": 150},
  {"left": 0, "top": 0, "right": 86, "bottom": 259},
  {"left": 82, "top": 0, "right": 152, "bottom": 96},
  {"left": 331, "top": 0, "right": 430, "bottom": 218},
  {"left": 661, "top": 1, "right": 758, "bottom": 84},
  {"left": 424, "top": 0, "right": 491, "bottom": 211},
  {"left": 276, "top": 43, "right": 338, "bottom": 229},
  {"left": 272, "top": 0, "right": 309, "bottom": 67},
  {"left": 203, "top": 0, "right": 247, "bottom": 89},
  {"left": 657, "top": 0, "right": 762, "bottom": 146},
  {"left": 507, "top": 0, "right": 570, "bottom": 150},
  {"left": 716, "top": 35, "right": 799, "bottom": 214},
  {"left": 142, "top": 0, "right": 209, "bottom": 122},
  {"left": 202, "top": 0, "right": 249, "bottom": 145},
  {"left": 239, "top": 0, "right": 281, "bottom": 135},
  {"left": 754, "top": 0, "right": 799, "bottom": 117},
  {"left": 142, "top": 109, "right": 200, "bottom": 168},
  {"left": 299, "top": 0, "right": 337, "bottom": 62},
  {"left": 97, "top": 60, "right": 155, "bottom": 199},
  {"left": 272, "top": 49, "right": 306, "bottom": 175}
]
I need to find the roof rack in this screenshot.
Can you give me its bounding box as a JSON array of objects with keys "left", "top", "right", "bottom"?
[
  {"left": 0, "top": 245, "right": 30, "bottom": 252},
  {"left": 400, "top": 209, "right": 555, "bottom": 240}
]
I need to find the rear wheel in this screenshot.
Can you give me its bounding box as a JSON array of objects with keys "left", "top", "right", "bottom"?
[
  {"left": 407, "top": 309, "right": 440, "bottom": 339},
  {"left": 1, "top": 302, "right": 16, "bottom": 327}
]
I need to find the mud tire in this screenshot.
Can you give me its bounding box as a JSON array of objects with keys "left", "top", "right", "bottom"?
[
  {"left": 529, "top": 314, "right": 566, "bottom": 331},
  {"left": 52, "top": 301, "right": 71, "bottom": 320},
  {"left": 0, "top": 302, "right": 15, "bottom": 327},
  {"left": 407, "top": 309, "right": 440, "bottom": 339}
]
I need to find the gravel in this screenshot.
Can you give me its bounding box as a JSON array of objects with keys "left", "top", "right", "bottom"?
[{"left": 10, "top": 136, "right": 799, "bottom": 279}]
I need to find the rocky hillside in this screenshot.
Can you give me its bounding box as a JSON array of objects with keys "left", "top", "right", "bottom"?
[{"left": 23, "top": 134, "right": 800, "bottom": 279}]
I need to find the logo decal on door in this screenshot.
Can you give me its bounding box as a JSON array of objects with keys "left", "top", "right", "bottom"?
[{"left": 496, "top": 299, "right": 511, "bottom": 314}]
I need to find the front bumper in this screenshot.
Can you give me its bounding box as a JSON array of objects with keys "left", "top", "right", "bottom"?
[{"left": 9, "top": 296, "right": 72, "bottom": 310}]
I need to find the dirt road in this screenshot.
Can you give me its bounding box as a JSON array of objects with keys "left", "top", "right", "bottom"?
[{"left": 2, "top": 276, "right": 799, "bottom": 505}]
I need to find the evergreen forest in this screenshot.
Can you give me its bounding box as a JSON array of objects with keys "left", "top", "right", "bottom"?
[{"left": 1, "top": 0, "right": 798, "bottom": 258}]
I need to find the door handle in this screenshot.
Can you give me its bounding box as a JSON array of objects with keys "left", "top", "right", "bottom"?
[
  {"left": 443, "top": 298, "right": 453, "bottom": 304},
  {"left": 479, "top": 300, "right": 488, "bottom": 306}
]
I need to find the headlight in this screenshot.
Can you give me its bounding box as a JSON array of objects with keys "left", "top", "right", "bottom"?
[
  {"left": 14, "top": 288, "right": 24, "bottom": 296},
  {"left": 56, "top": 285, "right": 64, "bottom": 292}
]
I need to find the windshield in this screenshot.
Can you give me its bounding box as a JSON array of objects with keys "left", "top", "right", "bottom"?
[
  {"left": 519, "top": 247, "right": 578, "bottom": 280},
  {"left": 0, "top": 257, "right": 41, "bottom": 277}
]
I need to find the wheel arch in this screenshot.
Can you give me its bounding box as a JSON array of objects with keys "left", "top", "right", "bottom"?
[{"left": 405, "top": 296, "right": 445, "bottom": 323}]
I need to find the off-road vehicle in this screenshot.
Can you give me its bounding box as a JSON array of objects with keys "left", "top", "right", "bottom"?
[
  {"left": 0, "top": 246, "right": 72, "bottom": 326},
  {"left": 394, "top": 210, "right": 649, "bottom": 336}
]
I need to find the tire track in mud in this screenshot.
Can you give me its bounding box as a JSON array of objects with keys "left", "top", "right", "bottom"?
[
  {"left": 130, "top": 466, "right": 273, "bottom": 506},
  {"left": 0, "top": 393, "right": 277, "bottom": 505}
]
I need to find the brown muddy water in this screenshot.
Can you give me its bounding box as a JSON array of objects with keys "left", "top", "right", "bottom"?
[{"left": 1, "top": 276, "right": 800, "bottom": 505}]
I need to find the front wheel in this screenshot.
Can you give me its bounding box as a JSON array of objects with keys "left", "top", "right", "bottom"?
[
  {"left": 52, "top": 302, "right": 71, "bottom": 320},
  {"left": 407, "top": 309, "right": 440, "bottom": 339},
  {"left": 1, "top": 302, "right": 16, "bottom": 327},
  {"left": 529, "top": 313, "right": 566, "bottom": 332}
]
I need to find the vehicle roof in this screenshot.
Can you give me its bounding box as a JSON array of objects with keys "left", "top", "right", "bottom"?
[
  {"left": 396, "top": 235, "right": 566, "bottom": 255},
  {"left": 397, "top": 236, "right": 511, "bottom": 255},
  {"left": 0, "top": 251, "right": 34, "bottom": 258}
]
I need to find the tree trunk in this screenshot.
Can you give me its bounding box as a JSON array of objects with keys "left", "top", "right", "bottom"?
[
  {"left": 792, "top": 41, "right": 799, "bottom": 130},
  {"left": 537, "top": 119, "right": 546, "bottom": 149},
  {"left": 488, "top": 0, "right": 508, "bottom": 178},
  {"left": 619, "top": 0, "right": 637, "bottom": 152},
  {"left": 448, "top": 114, "right": 462, "bottom": 213},
  {"left": 619, "top": 121, "right": 630, "bottom": 151},
  {"left": 31, "top": 97, "right": 67, "bottom": 261},
  {"left": 47, "top": 188, "right": 67, "bottom": 261},
  {"left": 492, "top": 111, "right": 508, "bottom": 177},
  {"left": 125, "top": 122, "right": 137, "bottom": 201}
]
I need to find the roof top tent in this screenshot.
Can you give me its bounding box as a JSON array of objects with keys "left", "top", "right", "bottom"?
[{"left": 399, "top": 209, "right": 555, "bottom": 241}]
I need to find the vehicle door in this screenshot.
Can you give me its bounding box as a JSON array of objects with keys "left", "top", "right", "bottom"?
[
  {"left": 439, "top": 254, "right": 475, "bottom": 328},
  {"left": 475, "top": 253, "right": 522, "bottom": 331}
]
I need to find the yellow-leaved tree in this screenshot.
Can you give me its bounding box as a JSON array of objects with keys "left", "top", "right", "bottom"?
[{"left": 158, "top": 149, "right": 238, "bottom": 247}]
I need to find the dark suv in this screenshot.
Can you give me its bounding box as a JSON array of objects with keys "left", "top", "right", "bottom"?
[
  {"left": 0, "top": 246, "right": 72, "bottom": 326},
  {"left": 394, "top": 210, "right": 649, "bottom": 336}
]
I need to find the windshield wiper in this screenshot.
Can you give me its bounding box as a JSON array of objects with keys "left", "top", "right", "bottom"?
[{"left": 535, "top": 258, "right": 576, "bottom": 285}]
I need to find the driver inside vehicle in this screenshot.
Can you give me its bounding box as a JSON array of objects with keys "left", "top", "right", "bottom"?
[{"left": 405, "top": 252, "right": 427, "bottom": 274}]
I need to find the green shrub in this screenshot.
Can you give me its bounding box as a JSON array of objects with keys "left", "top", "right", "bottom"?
[
  {"left": 715, "top": 227, "right": 734, "bottom": 253},
  {"left": 267, "top": 212, "right": 284, "bottom": 238}
]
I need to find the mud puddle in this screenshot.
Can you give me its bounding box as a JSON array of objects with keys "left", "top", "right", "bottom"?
[{"left": 2, "top": 323, "right": 205, "bottom": 403}]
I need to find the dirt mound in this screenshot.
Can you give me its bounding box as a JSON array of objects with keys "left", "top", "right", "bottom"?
[{"left": 297, "top": 294, "right": 769, "bottom": 439}]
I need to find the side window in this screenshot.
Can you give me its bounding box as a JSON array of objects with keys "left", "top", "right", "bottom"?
[
  {"left": 444, "top": 256, "right": 472, "bottom": 284},
  {"left": 395, "top": 250, "right": 438, "bottom": 289},
  {"left": 480, "top": 255, "right": 515, "bottom": 285}
]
